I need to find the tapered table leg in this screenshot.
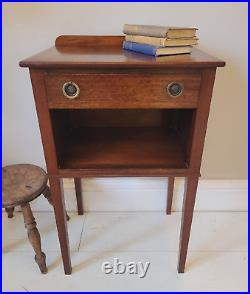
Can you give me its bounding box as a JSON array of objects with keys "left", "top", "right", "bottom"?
[
  {"left": 166, "top": 177, "right": 175, "bottom": 215},
  {"left": 74, "top": 178, "right": 84, "bottom": 215},
  {"left": 21, "top": 203, "right": 47, "bottom": 274},
  {"left": 178, "top": 175, "right": 199, "bottom": 273},
  {"left": 49, "top": 178, "right": 72, "bottom": 275},
  {"left": 43, "top": 185, "right": 70, "bottom": 221}
]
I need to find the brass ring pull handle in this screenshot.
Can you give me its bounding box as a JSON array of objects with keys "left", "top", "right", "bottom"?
[
  {"left": 62, "top": 82, "right": 80, "bottom": 99},
  {"left": 167, "top": 82, "right": 184, "bottom": 97}
]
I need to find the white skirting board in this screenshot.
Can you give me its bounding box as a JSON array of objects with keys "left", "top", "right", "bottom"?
[{"left": 23, "top": 178, "right": 248, "bottom": 212}]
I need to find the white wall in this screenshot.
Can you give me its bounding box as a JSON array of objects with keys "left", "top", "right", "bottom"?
[
  {"left": 31, "top": 178, "right": 248, "bottom": 212},
  {"left": 3, "top": 2, "right": 248, "bottom": 179}
]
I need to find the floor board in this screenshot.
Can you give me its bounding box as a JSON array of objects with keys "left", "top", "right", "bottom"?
[{"left": 2, "top": 211, "right": 248, "bottom": 292}]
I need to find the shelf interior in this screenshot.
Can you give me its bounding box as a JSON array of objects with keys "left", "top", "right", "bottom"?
[{"left": 50, "top": 109, "right": 194, "bottom": 170}]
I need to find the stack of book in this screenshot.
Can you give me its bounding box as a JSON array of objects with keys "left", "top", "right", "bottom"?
[{"left": 123, "top": 24, "right": 198, "bottom": 57}]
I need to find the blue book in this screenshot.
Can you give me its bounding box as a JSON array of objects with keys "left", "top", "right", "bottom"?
[{"left": 123, "top": 41, "right": 191, "bottom": 57}]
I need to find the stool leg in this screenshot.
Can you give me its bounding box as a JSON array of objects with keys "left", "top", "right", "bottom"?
[
  {"left": 43, "top": 185, "right": 70, "bottom": 221},
  {"left": 21, "top": 203, "right": 47, "bottom": 274},
  {"left": 166, "top": 177, "right": 175, "bottom": 215},
  {"left": 5, "top": 207, "right": 15, "bottom": 218},
  {"left": 74, "top": 178, "right": 84, "bottom": 215}
]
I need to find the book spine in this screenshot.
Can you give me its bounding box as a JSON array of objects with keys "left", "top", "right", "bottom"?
[
  {"left": 125, "top": 35, "right": 165, "bottom": 47},
  {"left": 123, "top": 24, "right": 167, "bottom": 38},
  {"left": 123, "top": 41, "right": 157, "bottom": 56}
]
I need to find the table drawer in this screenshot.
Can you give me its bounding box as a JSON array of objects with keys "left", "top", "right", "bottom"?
[{"left": 45, "top": 73, "right": 201, "bottom": 109}]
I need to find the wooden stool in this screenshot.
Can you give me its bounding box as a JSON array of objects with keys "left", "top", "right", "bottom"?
[{"left": 2, "top": 164, "right": 69, "bottom": 274}]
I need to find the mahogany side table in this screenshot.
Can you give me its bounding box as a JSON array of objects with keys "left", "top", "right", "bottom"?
[{"left": 20, "top": 35, "right": 225, "bottom": 275}]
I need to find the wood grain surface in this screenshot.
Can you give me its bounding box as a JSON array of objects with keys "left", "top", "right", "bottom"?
[
  {"left": 45, "top": 72, "right": 201, "bottom": 109},
  {"left": 2, "top": 164, "right": 48, "bottom": 207}
]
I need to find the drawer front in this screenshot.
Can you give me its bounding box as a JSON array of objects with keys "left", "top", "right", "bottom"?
[{"left": 45, "top": 73, "right": 201, "bottom": 109}]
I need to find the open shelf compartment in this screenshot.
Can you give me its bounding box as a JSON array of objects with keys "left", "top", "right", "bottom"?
[{"left": 50, "top": 109, "right": 195, "bottom": 170}]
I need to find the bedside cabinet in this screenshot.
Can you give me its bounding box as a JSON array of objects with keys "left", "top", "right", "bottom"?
[{"left": 20, "top": 35, "right": 225, "bottom": 274}]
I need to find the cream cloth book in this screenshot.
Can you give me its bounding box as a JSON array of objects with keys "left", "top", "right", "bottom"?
[
  {"left": 123, "top": 24, "right": 197, "bottom": 38},
  {"left": 125, "top": 35, "right": 198, "bottom": 47}
]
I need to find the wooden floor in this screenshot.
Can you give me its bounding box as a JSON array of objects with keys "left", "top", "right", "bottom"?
[
  {"left": 2, "top": 211, "right": 247, "bottom": 292},
  {"left": 59, "top": 127, "right": 186, "bottom": 169}
]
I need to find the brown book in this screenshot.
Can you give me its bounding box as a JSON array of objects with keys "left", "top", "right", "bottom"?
[
  {"left": 125, "top": 35, "right": 198, "bottom": 47},
  {"left": 123, "top": 24, "right": 197, "bottom": 38}
]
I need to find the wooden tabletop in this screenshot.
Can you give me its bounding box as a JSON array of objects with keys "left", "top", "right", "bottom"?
[{"left": 19, "top": 35, "right": 225, "bottom": 69}]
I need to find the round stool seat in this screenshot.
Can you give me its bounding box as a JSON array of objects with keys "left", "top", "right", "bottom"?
[{"left": 2, "top": 164, "right": 48, "bottom": 208}]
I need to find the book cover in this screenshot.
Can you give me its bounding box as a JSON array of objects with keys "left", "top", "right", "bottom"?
[
  {"left": 125, "top": 35, "right": 198, "bottom": 47},
  {"left": 123, "top": 41, "right": 157, "bottom": 56},
  {"left": 123, "top": 24, "right": 197, "bottom": 38},
  {"left": 123, "top": 41, "right": 192, "bottom": 56}
]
